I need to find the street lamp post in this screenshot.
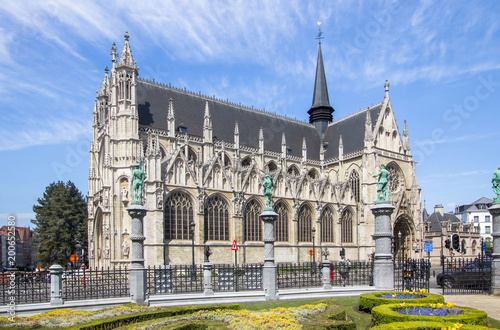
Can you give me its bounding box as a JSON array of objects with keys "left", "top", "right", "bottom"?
[
  {"left": 190, "top": 221, "right": 195, "bottom": 280},
  {"left": 312, "top": 227, "right": 316, "bottom": 274}
]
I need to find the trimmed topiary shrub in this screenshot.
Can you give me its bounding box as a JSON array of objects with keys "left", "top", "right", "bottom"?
[
  {"left": 302, "top": 299, "right": 356, "bottom": 330},
  {"left": 359, "top": 291, "right": 444, "bottom": 312},
  {"left": 371, "top": 303, "right": 488, "bottom": 326},
  {"left": 370, "top": 321, "right": 493, "bottom": 329}
]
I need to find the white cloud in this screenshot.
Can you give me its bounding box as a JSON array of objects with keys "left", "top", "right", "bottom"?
[{"left": 0, "top": 116, "right": 91, "bottom": 151}]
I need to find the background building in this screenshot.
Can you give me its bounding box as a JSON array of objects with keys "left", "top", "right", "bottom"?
[
  {"left": 0, "top": 226, "right": 36, "bottom": 270},
  {"left": 455, "top": 197, "right": 493, "bottom": 243},
  {"left": 88, "top": 34, "right": 423, "bottom": 268},
  {"left": 423, "top": 205, "right": 480, "bottom": 265}
]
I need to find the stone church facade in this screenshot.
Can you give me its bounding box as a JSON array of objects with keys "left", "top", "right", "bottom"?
[{"left": 88, "top": 33, "right": 423, "bottom": 268}]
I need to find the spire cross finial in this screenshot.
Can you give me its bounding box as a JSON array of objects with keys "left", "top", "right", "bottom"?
[
  {"left": 384, "top": 79, "right": 390, "bottom": 93},
  {"left": 124, "top": 31, "right": 130, "bottom": 42},
  {"left": 104, "top": 66, "right": 109, "bottom": 74},
  {"left": 315, "top": 22, "right": 324, "bottom": 43},
  {"left": 110, "top": 42, "right": 117, "bottom": 62}
]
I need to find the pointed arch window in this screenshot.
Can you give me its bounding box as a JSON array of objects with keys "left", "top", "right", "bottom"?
[
  {"left": 349, "top": 170, "right": 360, "bottom": 202},
  {"left": 298, "top": 204, "right": 312, "bottom": 242},
  {"left": 204, "top": 195, "right": 229, "bottom": 241},
  {"left": 287, "top": 165, "right": 300, "bottom": 177},
  {"left": 164, "top": 192, "right": 193, "bottom": 240},
  {"left": 241, "top": 157, "right": 251, "bottom": 167},
  {"left": 341, "top": 208, "right": 353, "bottom": 243},
  {"left": 274, "top": 201, "right": 288, "bottom": 242},
  {"left": 321, "top": 207, "right": 334, "bottom": 243},
  {"left": 244, "top": 199, "right": 262, "bottom": 241}
]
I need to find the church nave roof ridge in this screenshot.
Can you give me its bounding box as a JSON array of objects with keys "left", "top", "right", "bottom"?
[
  {"left": 328, "top": 100, "right": 384, "bottom": 126},
  {"left": 137, "top": 77, "right": 314, "bottom": 127}
]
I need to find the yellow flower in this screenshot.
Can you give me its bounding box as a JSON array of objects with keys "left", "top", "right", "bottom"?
[
  {"left": 392, "top": 294, "right": 397, "bottom": 298},
  {"left": 411, "top": 290, "right": 416, "bottom": 294},
  {"left": 403, "top": 289, "right": 408, "bottom": 294},
  {"left": 437, "top": 303, "right": 444, "bottom": 309},
  {"left": 430, "top": 303, "right": 436, "bottom": 308},
  {"left": 420, "top": 288, "right": 427, "bottom": 293},
  {"left": 400, "top": 302, "right": 406, "bottom": 307},
  {"left": 447, "top": 301, "right": 454, "bottom": 308}
]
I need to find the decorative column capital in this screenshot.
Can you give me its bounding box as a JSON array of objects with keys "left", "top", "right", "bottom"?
[{"left": 371, "top": 203, "right": 395, "bottom": 216}]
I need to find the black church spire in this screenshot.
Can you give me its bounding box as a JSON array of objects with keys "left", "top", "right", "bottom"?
[{"left": 307, "top": 40, "right": 334, "bottom": 135}]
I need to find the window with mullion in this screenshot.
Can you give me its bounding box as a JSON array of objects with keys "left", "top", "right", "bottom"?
[
  {"left": 204, "top": 196, "right": 229, "bottom": 241},
  {"left": 274, "top": 202, "right": 288, "bottom": 242},
  {"left": 298, "top": 205, "right": 312, "bottom": 242},
  {"left": 164, "top": 192, "right": 193, "bottom": 240},
  {"left": 244, "top": 199, "right": 262, "bottom": 241},
  {"left": 341, "top": 209, "right": 353, "bottom": 243},
  {"left": 321, "top": 207, "right": 334, "bottom": 243}
]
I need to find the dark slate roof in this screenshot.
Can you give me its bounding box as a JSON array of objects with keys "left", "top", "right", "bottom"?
[
  {"left": 425, "top": 212, "right": 461, "bottom": 232},
  {"left": 137, "top": 80, "right": 322, "bottom": 158},
  {"left": 137, "top": 79, "right": 384, "bottom": 161},
  {"left": 456, "top": 197, "right": 493, "bottom": 213},
  {"left": 422, "top": 208, "right": 429, "bottom": 221},
  {"left": 322, "top": 105, "right": 382, "bottom": 160}
]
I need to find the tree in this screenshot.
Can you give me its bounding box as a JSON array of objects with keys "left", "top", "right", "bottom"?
[{"left": 32, "top": 181, "right": 87, "bottom": 267}]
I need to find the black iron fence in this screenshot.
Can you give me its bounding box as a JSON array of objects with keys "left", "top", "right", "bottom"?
[
  {"left": 277, "top": 261, "right": 373, "bottom": 289},
  {"left": 277, "top": 262, "right": 322, "bottom": 289},
  {"left": 212, "top": 264, "right": 262, "bottom": 292},
  {"left": 62, "top": 267, "right": 129, "bottom": 301},
  {"left": 394, "top": 257, "right": 430, "bottom": 292},
  {"left": 0, "top": 270, "right": 51, "bottom": 304},
  {"left": 147, "top": 264, "right": 203, "bottom": 295},
  {"left": 437, "top": 256, "right": 491, "bottom": 295}
]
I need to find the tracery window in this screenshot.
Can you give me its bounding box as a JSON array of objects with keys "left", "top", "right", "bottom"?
[
  {"left": 321, "top": 207, "right": 334, "bottom": 243},
  {"left": 287, "top": 165, "right": 299, "bottom": 177},
  {"left": 386, "top": 164, "right": 400, "bottom": 192},
  {"left": 349, "top": 170, "right": 360, "bottom": 202},
  {"left": 341, "top": 208, "right": 353, "bottom": 243},
  {"left": 244, "top": 199, "right": 262, "bottom": 241},
  {"left": 164, "top": 192, "right": 193, "bottom": 240},
  {"left": 274, "top": 201, "right": 288, "bottom": 242},
  {"left": 298, "top": 204, "right": 312, "bottom": 242},
  {"left": 204, "top": 195, "right": 229, "bottom": 241}
]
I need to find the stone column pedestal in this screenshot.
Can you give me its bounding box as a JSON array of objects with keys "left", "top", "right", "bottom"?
[
  {"left": 371, "top": 203, "right": 395, "bottom": 290},
  {"left": 260, "top": 208, "right": 279, "bottom": 301},
  {"left": 488, "top": 203, "right": 500, "bottom": 295},
  {"left": 322, "top": 259, "right": 332, "bottom": 290},
  {"left": 203, "top": 263, "right": 214, "bottom": 296},
  {"left": 128, "top": 203, "right": 149, "bottom": 306},
  {"left": 49, "top": 264, "right": 64, "bottom": 306}
]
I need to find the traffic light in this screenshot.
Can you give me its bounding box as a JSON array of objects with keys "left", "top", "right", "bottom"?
[
  {"left": 444, "top": 239, "right": 451, "bottom": 249},
  {"left": 452, "top": 234, "right": 460, "bottom": 251},
  {"left": 340, "top": 248, "right": 345, "bottom": 257}
]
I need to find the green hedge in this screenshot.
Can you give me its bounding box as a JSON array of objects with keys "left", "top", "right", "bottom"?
[
  {"left": 371, "top": 303, "right": 488, "bottom": 326},
  {"left": 67, "top": 304, "right": 240, "bottom": 330},
  {"left": 359, "top": 292, "right": 444, "bottom": 312},
  {"left": 370, "top": 321, "right": 493, "bottom": 329}
]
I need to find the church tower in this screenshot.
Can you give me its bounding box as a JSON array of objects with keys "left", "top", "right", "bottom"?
[{"left": 307, "top": 33, "right": 335, "bottom": 136}]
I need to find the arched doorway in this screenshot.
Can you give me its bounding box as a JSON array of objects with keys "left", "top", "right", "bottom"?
[{"left": 393, "top": 214, "right": 415, "bottom": 259}]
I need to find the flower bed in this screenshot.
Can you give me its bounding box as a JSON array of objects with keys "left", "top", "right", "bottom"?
[
  {"left": 370, "top": 321, "right": 493, "bottom": 329},
  {"left": 371, "top": 303, "right": 488, "bottom": 326},
  {"left": 359, "top": 289, "right": 444, "bottom": 312},
  {"left": 137, "top": 303, "right": 328, "bottom": 330}
]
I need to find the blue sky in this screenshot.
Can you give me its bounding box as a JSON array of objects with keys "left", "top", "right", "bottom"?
[{"left": 1, "top": 1, "right": 500, "bottom": 228}]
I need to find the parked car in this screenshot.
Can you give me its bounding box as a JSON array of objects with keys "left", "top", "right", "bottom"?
[{"left": 436, "top": 258, "right": 491, "bottom": 288}]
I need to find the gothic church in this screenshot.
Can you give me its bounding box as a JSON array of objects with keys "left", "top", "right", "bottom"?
[{"left": 88, "top": 33, "right": 423, "bottom": 268}]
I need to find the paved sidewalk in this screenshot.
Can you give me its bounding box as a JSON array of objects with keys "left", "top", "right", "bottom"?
[{"left": 429, "top": 288, "right": 500, "bottom": 321}]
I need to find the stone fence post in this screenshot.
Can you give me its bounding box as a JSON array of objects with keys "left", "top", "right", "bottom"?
[
  {"left": 49, "top": 264, "right": 64, "bottom": 306},
  {"left": 488, "top": 203, "right": 500, "bottom": 294},
  {"left": 371, "top": 203, "right": 395, "bottom": 290},
  {"left": 203, "top": 263, "right": 213, "bottom": 296},
  {"left": 260, "top": 208, "right": 279, "bottom": 301},
  {"left": 322, "top": 259, "right": 332, "bottom": 290}
]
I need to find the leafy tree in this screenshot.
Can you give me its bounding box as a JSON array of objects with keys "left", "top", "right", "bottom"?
[{"left": 32, "top": 181, "right": 87, "bottom": 266}]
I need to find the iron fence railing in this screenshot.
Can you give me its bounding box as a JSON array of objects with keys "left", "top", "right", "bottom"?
[
  {"left": 277, "top": 262, "right": 322, "bottom": 289},
  {"left": 0, "top": 270, "right": 51, "bottom": 305},
  {"left": 212, "top": 264, "right": 262, "bottom": 292},
  {"left": 62, "top": 267, "right": 129, "bottom": 301},
  {"left": 438, "top": 256, "right": 491, "bottom": 295},
  {"left": 329, "top": 261, "right": 374, "bottom": 287},
  {"left": 147, "top": 264, "right": 203, "bottom": 295},
  {"left": 393, "top": 257, "right": 430, "bottom": 292}
]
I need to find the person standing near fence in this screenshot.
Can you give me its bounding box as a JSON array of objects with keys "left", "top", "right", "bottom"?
[{"left": 339, "top": 256, "right": 351, "bottom": 287}]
